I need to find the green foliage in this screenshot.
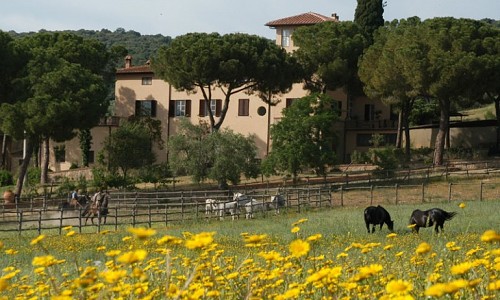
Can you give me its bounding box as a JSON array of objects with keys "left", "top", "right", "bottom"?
[
  {"left": 369, "top": 133, "right": 384, "bottom": 148},
  {"left": 0, "top": 170, "right": 13, "bottom": 186},
  {"left": 354, "top": 0, "right": 385, "bottom": 42},
  {"left": 264, "top": 93, "right": 338, "bottom": 181},
  {"left": 153, "top": 32, "right": 301, "bottom": 131},
  {"left": 350, "top": 150, "right": 371, "bottom": 164},
  {"left": 445, "top": 147, "right": 474, "bottom": 160},
  {"left": 168, "top": 119, "right": 259, "bottom": 186},
  {"left": 101, "top": 118, "right": 161, "bottom": 182},
  {"left": 78, "top": 129, "right": 92, "bottom": 167},
  {"left": 293, "top": 21, "right": 368, "bottom": 96},
  {"left": 137, "top": 162, "right": 172, "bottom": 189},
  {"left": 484, "top": 110, "right": 496, "bottom": 120},
  {"left": 409, "top": 98, "right": 440, "bottom": 125},
  {"left": 369, "top": 147, "right": 402, "bottom": 176},
  {"left": 56, "top": 177, "right": 76, "bottom": 197}
]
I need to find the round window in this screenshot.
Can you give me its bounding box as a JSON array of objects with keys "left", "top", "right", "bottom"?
[{"left": 257, "top": 106, "right": 267, "bottom": 116}]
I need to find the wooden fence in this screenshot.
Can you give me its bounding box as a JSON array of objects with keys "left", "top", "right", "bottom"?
[{"left": 1, "top": 160, "right": 500, "bottom": 235}]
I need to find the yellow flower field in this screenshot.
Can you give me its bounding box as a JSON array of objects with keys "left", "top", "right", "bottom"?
[{"left": 0, "top": 218, "right": 499, "bottom": 299}]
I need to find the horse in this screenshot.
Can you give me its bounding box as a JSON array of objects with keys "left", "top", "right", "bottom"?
[
  {"left": 58, "top": 194, "right": 89, "bottom": 210},
  {"left": 409, "top": 208, "right": 457, "bottom": 233},
  {"left": 205, "top": 199, "right": 219, "bottom": 215},
  {"left": 364, "top": 205, "right": 394, "bottom": 233},
  {"left": 81, "top": 191, "right": 110, "bottom": 225},
  {"left": 270, "top": 194, "right": 286, "bottom": 214},
  {"left": 216, "top": 193, "right": 251, "bottom": 220}
]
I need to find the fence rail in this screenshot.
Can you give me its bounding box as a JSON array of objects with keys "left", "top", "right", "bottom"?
[{"left": 2, "top": 160, "right": 500, "bottom": 235}]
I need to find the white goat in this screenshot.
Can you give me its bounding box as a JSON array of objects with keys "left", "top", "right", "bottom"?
[
  {"left": 244, "top": 199, "right": 269, "bottom": 219},
  {"left": 204, "top": 199, "right": 219, "bottom": 215}
]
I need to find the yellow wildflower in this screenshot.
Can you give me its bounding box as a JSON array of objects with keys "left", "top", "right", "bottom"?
[
  {"left": 32, "top": 255, "right": 65, "bottom": 267},
  {"left": 117, "top": 249, "right": 148, "bottom": 264},
  {"left": 66, "top": 231, "right": 76, "bottom": 237},
  {"left": 105, "top": 250, "right": 122, "bottom": 257},
  {"left": 488, "top": 279, "right": 500, "bottom": 291},
  {"left": 458, "top": 202, "right": 466, "bottom": 209},
  {"left": 291, "top": 226, "right": 300, "bottom": 233},
  {"left": 0, "top": 278, "right": 8, "bottom": 291},
  {"left": 386, "top": 279, "right": 413, "bottom": 295},
  {"left": 185, "top": 232, "right": 215, "bottom": 250},
  {"left": 306, "top": 234, "right": 322, "bottom": 242},
  {"left": 450, "top": 261, "right": 475, "bottom": 275},
  {"left": 243, "top": 234, "right": 267, "bottom": 245},
  {"left": 258, "top": 250, "right": 284, "bottom": 262},
  {"left": 415, "top": 242, "right": 431, "bottom": 255},
  {"left": 30, "top": 235, "right": 45, "bottom": 245},
  {"left": 100, "top": 269, "right": 127, "bottom": 284},
  {"left": 481, "top": 230, "right": 500, "bottom": 243},
  {"left": 386, "top": 233, "right": 398, "bottom": 238},
  {"left": 289, "top": 239, "right": 310, "bottom": 258},
  {"left": 128, "top": 227, "right": 157, "bottom": 240},
  {"left": 157, "top": 235, "right": 182, "bottom": 246}
]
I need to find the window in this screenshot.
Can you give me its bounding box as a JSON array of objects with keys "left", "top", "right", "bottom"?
[
  {"left": 364, "top": 104, "right": 375, "bottom": 121},
  {"left": 238, "top": 99, "right": 249, "bottom": 116},
  {"left": 87, "top": 150, "right": 95, "bottom": 164},
  {"left": 334, "top": 100, "right": 342, "bottom": 117},
  {"left": 54, "top": 145, "right": 66, "bottom": 163},
  {"left": 169, "top": 100, "right": 192, "bottom": 117},
  {"left": 281, "top": 29, "right": 292, "bottom": 47},
  {"left": 199, "top": 99, "right": 222, "bottom": 117},
  {"left": 286, "top": 98, "right": 298, "bottom": 108},
  {"left": 142, "top": 77, "right": 152, "bottom": 85},
  {"left": 135, "top": 100, "right": 157, "bottom": 117}
]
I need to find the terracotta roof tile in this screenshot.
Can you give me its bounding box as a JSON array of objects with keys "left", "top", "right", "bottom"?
[
  {"left": 116, "top": 65, "right": 153, "bottom": 74},
  {"left": 265, "top": 12, "right": 338, "bottom": 27}
]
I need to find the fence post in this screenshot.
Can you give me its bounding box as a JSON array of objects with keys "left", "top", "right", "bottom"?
[
  {"left": 370, "top": 185, "right": 374, "bottom": 205},
  {"left": 148, "top": 201, "right": 152, "bottom": 228},
  {"left": 479, "top": 181, "right": 483, "bottom": 202},
  {"left": 448, "top": 183, "right": 452, "bottom": 203},
  {"left": 78, "top": 207, "right": 82, "bottom": 233},
  {"left": 164, "top": 205, "right": 168, "bottom": 226},
  {"left": 340, "top": 186, "right": 344, "bottom": 207},
  {"left": 421, "top": 183, "right": 425, "bottom": 203},
  {"left": 133, "top": 206, "right": 136, "bottom": 227},
  {"left": 395, "top": 184, "right": 399, "bottom": 205},
  {"left": 37, "top": 210, "right": 42, "bottom": 235},
  {"left": 59, "top": 209, "right": 64, "bottom": 235},
  {"left": 181, "top": 192, "right": 185, "bottom": 221},
  {"left": 18, "top": 211, "right": 24, "bottom": 234}
]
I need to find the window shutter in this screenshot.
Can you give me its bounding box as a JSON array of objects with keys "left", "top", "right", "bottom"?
[
  {"left": 199, "top": 100, "right": 205, "bottom": 117},
  {"left": 135, "top": 100, "right": 141, "bottom": 116},
  {"left": 186, "top": 100, "right": 191, "bottom": 117},
  {"left": 169, "top": 101, "right": 175, "bottom": 117},
  {"left": 215, "top": 100, "right": 222, "bottom": 117},
  {"left": 151, "top": 100, "right": 157, "bottom": 117}
]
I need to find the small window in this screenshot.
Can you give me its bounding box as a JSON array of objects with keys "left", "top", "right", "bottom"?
[
  {"left": 142, "top": 77, "right": 152, "bottom": 85},
  {"left": 169, "top": 100, "right": 192, "bottom": 117},
  {"left": 334, "top": 100, "right": 342, "bottom": 117},
  {"left": 364, "top": 104, "right": 375, "bottom": 121},
  {"left": 87, "top": 150, "right": 95, "bottom": 164},
  {"left": 238, "top": 99, "right": 249, "bottom": 116},
  {"left": 54, "top": 145, "right": 66, "bottom": 163},
  {"left": 286, "top": 98, "right": 298, "bottom": 108},
  {"left": 281, "top": 29, "right": 292, "bottom": 47},
  {"left": 135, "top": 100, "right": 157, "bottom": 117},
  {"left": 199, "top": 99, "right": 222, "bottom": 117}
]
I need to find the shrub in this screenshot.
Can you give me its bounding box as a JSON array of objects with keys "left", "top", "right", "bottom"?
[
  {"left": 350, "top": 150, "right": 371, "bottom": 164},
  {"left": 0, "top": 169, "right": 13, "bottom": 186}
]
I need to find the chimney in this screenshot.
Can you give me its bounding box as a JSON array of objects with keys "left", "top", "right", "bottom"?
[
  {"left": 125, "top": 55, "right": 132, "bottom": 68},
  {"left": 331, "top": 13, "right": 339, "bottom": 21}
]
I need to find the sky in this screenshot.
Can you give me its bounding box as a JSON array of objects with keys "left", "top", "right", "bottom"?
[{"left": 1, "top": 0, "right": 498, "bottom": 39}]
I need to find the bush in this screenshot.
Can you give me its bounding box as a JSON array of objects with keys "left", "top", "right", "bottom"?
[
  {"left": 350, "top": 150, "right": 370, "bottom": 164},
  {"left": 0, "top": 170, "right": 13, "bottom": 186}
]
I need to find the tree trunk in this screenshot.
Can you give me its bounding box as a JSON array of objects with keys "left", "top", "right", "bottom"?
[
  {"left": 495, "top": 97, "right": 500, "bottom": 151},
  {"left": 40, "top": 137, "right": 50, "bottom": 185},
  {"left": 396, "top": 111, "right": 403, "bottom": 148},
  {"left": 1, "top": 134, "right": 7, "bottom": 169},
  {"left": 15, "top": 137, "right": 34, "bottom": 199},
  {"left": 433, "top": 99, "right": 450, "bottom": 166},
  {"left": 404, "top": 116, "right": 411, "bottom": 161}
]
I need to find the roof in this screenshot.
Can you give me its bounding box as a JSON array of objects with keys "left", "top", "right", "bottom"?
[
  {"left": 265, "top": 12, "right": 338, "bottom": 27},
  {"left": 116, "top": 65, "right": 153, "bottom": 74}
]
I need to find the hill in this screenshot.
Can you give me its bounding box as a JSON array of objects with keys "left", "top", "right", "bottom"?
[{"left": 7, "top": 27, "right": 172, "bottom": 65}]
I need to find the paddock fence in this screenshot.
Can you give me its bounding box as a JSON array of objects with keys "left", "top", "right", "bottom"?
[{"left": 1, "top": 160, "right": 500, "bottom": 235}]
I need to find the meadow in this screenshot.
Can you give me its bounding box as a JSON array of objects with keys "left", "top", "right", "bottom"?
[{"left": 0, "top": 199, "right": 499, "bottom": 299}]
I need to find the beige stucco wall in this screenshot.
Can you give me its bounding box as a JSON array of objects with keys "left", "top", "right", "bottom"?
[{"left": 407, "top": 126, "right": 496, "bottom": 149}]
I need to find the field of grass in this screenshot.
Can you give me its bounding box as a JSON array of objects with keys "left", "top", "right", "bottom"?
[{"left": 0, "top": 199, "right": 499, "bottom": 299}]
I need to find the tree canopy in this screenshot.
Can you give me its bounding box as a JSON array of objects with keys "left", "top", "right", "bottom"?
[
  {"left": 168, "top": 119, "right": 259, "bottom": 187},
  {"left": 354, "top": 0, "right": 385, "bottom": 42},
  {"left": 0, "top": 32, "right": 112, "bottom": 196},
  {"left": 263, "top": 93, "right": 338, "bottom": 182},
  {"left": 292, "top": 21, "right": 368, "bottom": 99},
  {"left": 152, "top": 32, "right": 301, "bottom": 131}
]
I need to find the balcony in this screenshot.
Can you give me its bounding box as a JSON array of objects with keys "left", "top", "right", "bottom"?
[{"left": 345, "top": 119, "right": 398, "bottom": 130}]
